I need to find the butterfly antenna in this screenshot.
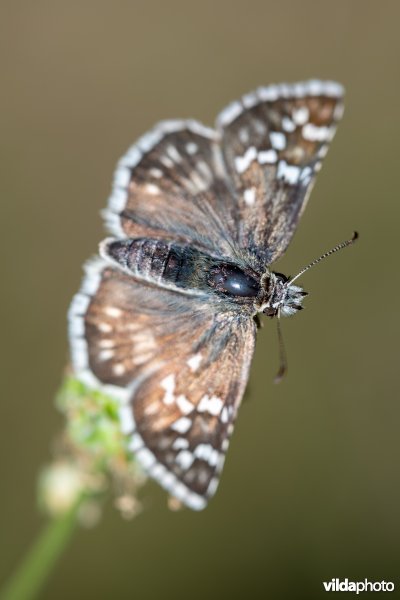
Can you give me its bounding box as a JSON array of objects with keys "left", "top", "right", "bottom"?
[
  {"left": 274, "top": 310, "right": 288, "bottom": 384},
  {"left": 288, "top": 231, "right": 359, "bottom": 286}
]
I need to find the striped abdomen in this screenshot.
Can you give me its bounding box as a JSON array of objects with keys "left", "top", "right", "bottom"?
[
  {"left": 103, "top": 238, "right": 209, "bottom": 291},
  {"left": 102, "top": 238, "right": 261, "bottom": 301}
]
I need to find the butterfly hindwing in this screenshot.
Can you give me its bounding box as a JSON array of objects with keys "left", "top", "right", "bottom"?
[
  {"left": 69, "top": 259, "right": 256, "bottom": 509},
  {"left": 130, "top": 316, "right": 256, "bottom": 509}
]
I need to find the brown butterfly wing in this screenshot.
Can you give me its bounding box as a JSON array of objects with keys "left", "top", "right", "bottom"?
[
  {"left": 69, "top": 260, "right": 256, "bottom": 509},
  {"left": 216, "top": 80, "right": 344, "bottom": 263}
]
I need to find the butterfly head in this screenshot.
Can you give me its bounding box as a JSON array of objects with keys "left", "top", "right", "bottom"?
[
  {"left": 259, "top": 232, "right": 359, "bottom": 319},
  {"left": 261, "top": 272, "right": 308, "bottom": 318}
]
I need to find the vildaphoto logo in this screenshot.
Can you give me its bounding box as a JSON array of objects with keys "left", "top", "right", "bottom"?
[{"left": 323, "top": 579, "right": 394, "bottom": 594}]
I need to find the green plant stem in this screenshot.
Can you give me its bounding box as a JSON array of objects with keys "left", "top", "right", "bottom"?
[{"left": 0, "top": 499, "right": 82, "bottom": 600}]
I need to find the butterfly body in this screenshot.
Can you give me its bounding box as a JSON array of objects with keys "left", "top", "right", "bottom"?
[
  {"left": 69, "top": 80, "right": 344, "bottom": 509},
  {"left": 102, "top": 236, "right": 306, "bottom": 318}
]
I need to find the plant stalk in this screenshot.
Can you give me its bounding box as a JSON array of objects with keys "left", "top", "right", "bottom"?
[{"left": 0, "top": 498, "right": 82, "bottom": 600}]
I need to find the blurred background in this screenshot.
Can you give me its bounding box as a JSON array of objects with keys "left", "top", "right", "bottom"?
[{"left": 1, "top": 1, "right": 399, "bottom": 598}]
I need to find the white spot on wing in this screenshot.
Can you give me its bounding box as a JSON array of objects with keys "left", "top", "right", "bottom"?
[
  {"left": 176, "top": 450, "right": 194, "bottom": 470},
  {"left": 171, "top": 416, "right": 192, "bottom": 434},
  {"left": 299, "top": 166, "right": 313, "bottom": 185},
  {"left": 244, "top": 188, "right": 256, "bottom": 206},
  {"left": 187, "top": 353, "right": 202, "bottom": 372},
  {"left": 190, "top": 170, "right": 209, "bottom": 193},
  {"left": 302, "top": 123, "right": 331, "bottom": 142},
  {"left": 221, "top": 438, "right": 230, "bottom": 452},
  {"left": 207, "top": 476, "right": 220, "bottom": 497},
  {"left": 282, "top": 116, "right": 296, "bottom": 132},
  {"left": 144, "top": 401, "right": 159, "bottom": 416},
  {"left": 176, "top": 395, "right": 194, "bottom": 415},
  {"left": 132, "top": 352, "right": 154, "bottom": 366},
  {"left": 258, "top": 149, "right": 278, "bottom": 164},
  {"left": 318, "top": 145, "right": 329, "bottom": 158},
  {"left": 194, "top": 444, "right": 219, "bottom": 467},
  {"left": 254, "top": 120, "right": 266, "bottom": 135},
  {"left": 160, "top": 374, "right": 176, "bottom": 405},
  {"left": 98, "top": 349, "right": 114, "bottom": 361},
  {"left": 239, "top": 127, "right": 250, "bottom": 144},
  {"left": 194, "top": 443, "right": 213, "bottom": 461},
  {"left": 197, "top": 395, "right": 224, "bottom": 416},
  {"left": 292, "top": 106, "right": 309, "bottom": 126},
  {"left": 132, "top": 338, "right": 156, "bottom": 354},
  {"left": 112, "top": 363, "right": 126, "bottom": 376},
  {"left": 221, "top": 407, "right": 229, "bottom": 423},
  {"left": 334, "top": 102, "right": 345, "bottom": 120},
  {"left": 172, "top": 437, "right": 189, "bottom": 450},
  {"left": 167, "top": 145, "right": 182, "bottom": 163},
  {"left": 208, "top": 451, "right": 219, "bottom": 467},
  {"left": 270, "top": 131, "right": 286, "bottom": 150},
  {"left": 145, "top": 183, "right": 160, "bottom": 195},
  {"left": 104, "top": 306, "right": 122, "bottom": 318},
  {"left": 277, "top": 160, "right": 301, "bottom": 185},
  {"left": 98, "top": 339, "right": 114, "bottom": 349},
  {"left": 186, "top": 142, "right": 198, "bottom": 155},
  {"left": 196, "top": 161, "right": 213, "bottom": 183},
  {"left": 314, "top": 161, "right": 322, "bottom": 172},
  {"left": 131, "top": 332, "right": 155, "bottom": 354},
  {"left": 234, "top": 146, "right": 257, "bottom": 174},
  {"left": 149, "top": 167, "right": 163, "bottom": 178},
  {"left": 161, "top": 156, "right": 174, "bottom": 169}
]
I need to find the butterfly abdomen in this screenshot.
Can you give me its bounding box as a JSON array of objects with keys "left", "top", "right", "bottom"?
[
  {"left": 104, "top": 238, "right": 262, "bottom": 305},
  {"left": 104, "top": 238, "right": 212, "bottom": 291}
]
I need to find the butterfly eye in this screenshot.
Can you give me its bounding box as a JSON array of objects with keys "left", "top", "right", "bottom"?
[{"left": 208, "top": 264, "right": 260, "bottom": 297}]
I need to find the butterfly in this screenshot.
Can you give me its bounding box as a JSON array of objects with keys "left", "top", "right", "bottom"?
[{"left": 69, "top": 80, "right": 350, "bottom": 510}]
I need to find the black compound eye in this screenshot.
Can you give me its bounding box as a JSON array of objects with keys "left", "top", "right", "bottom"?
[{"left": 209, "top": 264, "right": 260, "bottom": 297}]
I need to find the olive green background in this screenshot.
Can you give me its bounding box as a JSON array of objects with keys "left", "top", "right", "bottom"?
[{"left": 1, "top": 1, "right": 399, "bottom": 598}]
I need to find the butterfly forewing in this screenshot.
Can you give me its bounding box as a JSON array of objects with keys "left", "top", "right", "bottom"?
[
  {"left": 217, "top": 80, "right": 344, "bottom": 263},
  {"left": 104, "top": 121, "right": 240, "bottom": 261}
]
